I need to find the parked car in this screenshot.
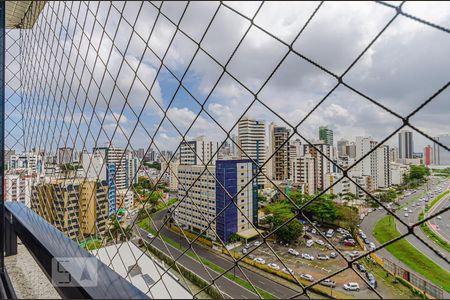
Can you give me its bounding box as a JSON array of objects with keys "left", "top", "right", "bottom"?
[
  {"left": 355, "top": 263, "right": 366, "bottom": 273},
  {"left": 245, "top": 243, "right": 251, "bottom": 249},
  {"left": 343, "top": 282, "right": 360, "bottom": 291},
  {"left": 369, "top": 242, "right": 376, "bottom": 251},
  {"left": 254, "top": 257, "right": 265, "bottom": 264},
  {"left": 326, "top": 229, "right": 335, "bottom": 238},
  {"left": 267, "top": 263, "right": 280, "bottom": 270},
  {"left": 306, "top": 239, "right": 314, "bottom": 247},
  {"left": 311, "top": 229, "right": 317, "bottom": 234},
  {"left": 408, "top": 209, "right": 413, "bottom": 213},
  {"left": 253, "top": 241, "right": 261, "bottom": 247},
  {"left": 147, "top": 233, "right": 155, "bottom": 239},
  {"left": 288, "top": 248, "right": 300, "bottom": 256},
  {"left": 317, "top": 254, "right": 330, "bottom": 260},
  {"left": 366, "top": 272, "right": 375, "bottom": 281},
  {"left": 300, "top": 274, "right": 314, "bottom": 282},
  {"left": 329, "top": 252, "right": 337, "bottom": 258},
  {"left": 301, "top": 253, "right": 314, "bottom": 260},
  {"left": 320, "top": 279, "right": 336, "bottom": 287},
  {"left": 344, "top": 239, "right": 356, "bottom": 246},
  {"left": 242, "top": 248, "right": 248, "bottom": 254},
  {"left": 325, "top": 243, "right": 333, "bottom": 250},
  {"left": 437, "top": 215, "right": 442, "bottom": 220},
  {"left": 349, "top": 251, "right": 359, "bottom": 258},
  {"left": 404, "top": 213, "right": 409, "bottom": 217},
  {"left": 364, "top": 238, "right": 370, "bottom": 244},
  {"left": 315, "top": 239, "right": 325, "bottom": 246}
]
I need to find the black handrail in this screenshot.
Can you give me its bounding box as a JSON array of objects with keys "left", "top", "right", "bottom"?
[{"left": 5, "top": 201, "right": 148, "bottom": 299}]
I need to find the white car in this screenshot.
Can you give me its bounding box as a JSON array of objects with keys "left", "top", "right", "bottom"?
[
  {"left": 147, "top": 233, "right": 155, "bottom": 239},
  {"left": 404, "top": 213, "right": 409, "bottom": 217},
  {"left": 253, "top": 241, "right": 262, "bottom": 247},
  {"left": 311, "top": 229, "right": 317, "bottom": 234},
  {"left": 315, "top": 239, "right": 325, "bottom": 246},
  {"left": 254, "top": 257, "right": 265, "bottom": 264},
  {"left": 317, "top": 254, "right": 330, "bottom": 260},
  {"left": 437, "top": 215, "right": 442, "bottom": 220},
  {"left": 344, "top": 282, "right": 360, "bottom": 291},
  {"left": 306, "top": 239, "right": 314, "bottom": 247},
  {"left": 288, "top": 248, "right": 300, "bottom": 256},
  {"left": 300, "top": 274, "right": 314, "bottom": 282},
  {"left": 301, "top": 253, "right": 314, "bottom": 260},
  {"left": 267, "top": 263, "right": 280, "bottom": 270},
  {"left": 282, "top": 267, "right": 294, "bottom": 275},
  {"left": 408, "top": 209, "right": 412, "bottom": 213}
]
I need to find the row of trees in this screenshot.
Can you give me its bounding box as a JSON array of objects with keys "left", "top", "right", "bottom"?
[{"left": 401, "top": 165, "right": 430, "bottom": 189}]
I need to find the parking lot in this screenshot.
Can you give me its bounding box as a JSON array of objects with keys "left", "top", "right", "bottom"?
[{"left": 235, "top": 224, "right": 418, "bottom": 298}]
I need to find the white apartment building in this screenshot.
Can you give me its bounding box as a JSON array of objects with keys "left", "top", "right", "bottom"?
[
  {"left": 174, "top": 165, "right": 217, "bottom": 240},
  {"left": 180, "top": 136, "right": 219, "bottom": 165},
  {"left": 390, "top": 162, "right": 409, "bottom": 185},
  {"left": 10, "top": 151, "right": 45, "bottom": 176},
  {"left": 5, "top": 173, "right": 36, "bottom": 207},
  {"left": 376, "top": 145, "right": 390, "bottom": 188},
  {"left": 290, "top": 154, "right": 316, "bottom": 194},
  {"left": 238, "top": 117, "right": 266, "bottom": 188},
  {"left": 355, "top": 136, "right": 378, "bottom": 188},
  {"left": 302, "top": 142, "right": 333, "bottom": 192}
]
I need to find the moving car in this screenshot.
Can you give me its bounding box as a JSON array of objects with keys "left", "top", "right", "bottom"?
[
  {"left": 343, "top": 282, "right": 360, "bottom": 291},
  {"left": 267, "top": 263, "right": 280, "bottom": 270},
  {"left": 254, "top": 257, "right": 265, "bottom": 264},
  {"left": 404, "top": 213, "right": 409, "bottom": 217},
  {"left": 320, "top": 279, "right": 336, "bottom": 287},
  {"left": 288, "top": 248, "right": 300, "bottom": 256},
  {"left": 300, "top": 274, "right": 314, "bottom": 282},
  {"left": 301, "top": 253, "right": 314, "bottom": 260},
  {"left": 282, "top": 268, "right": 294, "bottom": 275},
  {"left": 147, "top": 233, "right": 155, "bottom": 239}
]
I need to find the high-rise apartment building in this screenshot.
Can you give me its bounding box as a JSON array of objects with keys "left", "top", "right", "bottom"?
[
  {"left": 433, "top": 134, "right": 450, "bottom": 165},
  {"left": 290, "top": 154, "right": 316, "bottom": 194},
  {"left": 174, "top": 164, "right": 217, "bottom": 240},
  {"left": 398, "top": 130, "right": 414, "bottom": 160},
  {"left": 355, "top": 136, "right": 378, "bottom": 189},
  {"left": 337, "top": 139, "right": 348, "bottom": 157},
  {"left": 319, "top": 126, "right": 334, "bottom": 146},
  {"left": 302, "top": 142, "right": 333, "bottom": 192},
  {"left": 10, "top": 151, "right": 45, "bottom": 176},
  {"left": 180, "top": 136, "right": 219, "bottom": 165},
  {"left": 216, "top": 160, "right": 257, "bottom": 242},
  {"left": 174, "top": 160, "right": 257, "bottom": 243},
  {"left": 238, "top": 116, "right": 266, "bottom": 188},
  {"left": 229, "top": 134, "right": 239, "bottom": 158},
  {"left": 268, "top": 123, "right": 290, "bottom": 181},
  {"left": 31, "top": 180, "right": 108, "bottom": 240},
  {"left": 376, "top": 145, "right": 390, "bottom": 188},
  {"left": 424, "top": 145, "right": 433, "bottom": 166},
  {"left": 5, "top": 172, "right": 36, "bottom": 207},
  {"left": 91, "top": 147, "right": 136, "bottom": 215},
  {"left": 58, "top": 147, "right": 75, "bottom": 165}
]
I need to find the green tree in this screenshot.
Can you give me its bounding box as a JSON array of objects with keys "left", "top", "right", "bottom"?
[
  {"left": 305, "top": 195, "right": 337, "bottom": 223},
  {"left": 270, "top": 214, "right": 303, "bottom": 244}
]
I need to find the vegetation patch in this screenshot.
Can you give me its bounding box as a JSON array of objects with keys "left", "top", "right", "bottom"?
[{"left": 373, "top": 215, "right": 450, "bottom": 292}]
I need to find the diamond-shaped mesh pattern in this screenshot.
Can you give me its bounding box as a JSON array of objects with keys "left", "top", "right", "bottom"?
[{"left": 4, "top": 1, "right": 450, "bottom": 299}]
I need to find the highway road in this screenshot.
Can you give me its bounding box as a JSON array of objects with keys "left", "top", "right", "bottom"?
[
  {"left": 136, "top": 227, "right": 257, "bottom": 299},
  {"left": 426, "top": 186, "right": 450, "bottom": 246},
  {"left": 361, "top": 177, "right": 450, "bottom": 294},
  {"left": 136, "top": 209, "right": 305, "bottom": 299}
]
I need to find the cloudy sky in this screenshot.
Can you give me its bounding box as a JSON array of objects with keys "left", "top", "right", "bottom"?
[{"left": 5, "top": 1, "right": 450, "bottom": 160}]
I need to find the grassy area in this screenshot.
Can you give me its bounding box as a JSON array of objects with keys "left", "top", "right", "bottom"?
[
  {"left": 373, "top": 215, "right": 450, "bottom": 292},
  {"left": 419, "top": 190, "right": 450, "bottom": 253},
  {"left": 138, "top": 219, "right": 276, "bottom": 299}
]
